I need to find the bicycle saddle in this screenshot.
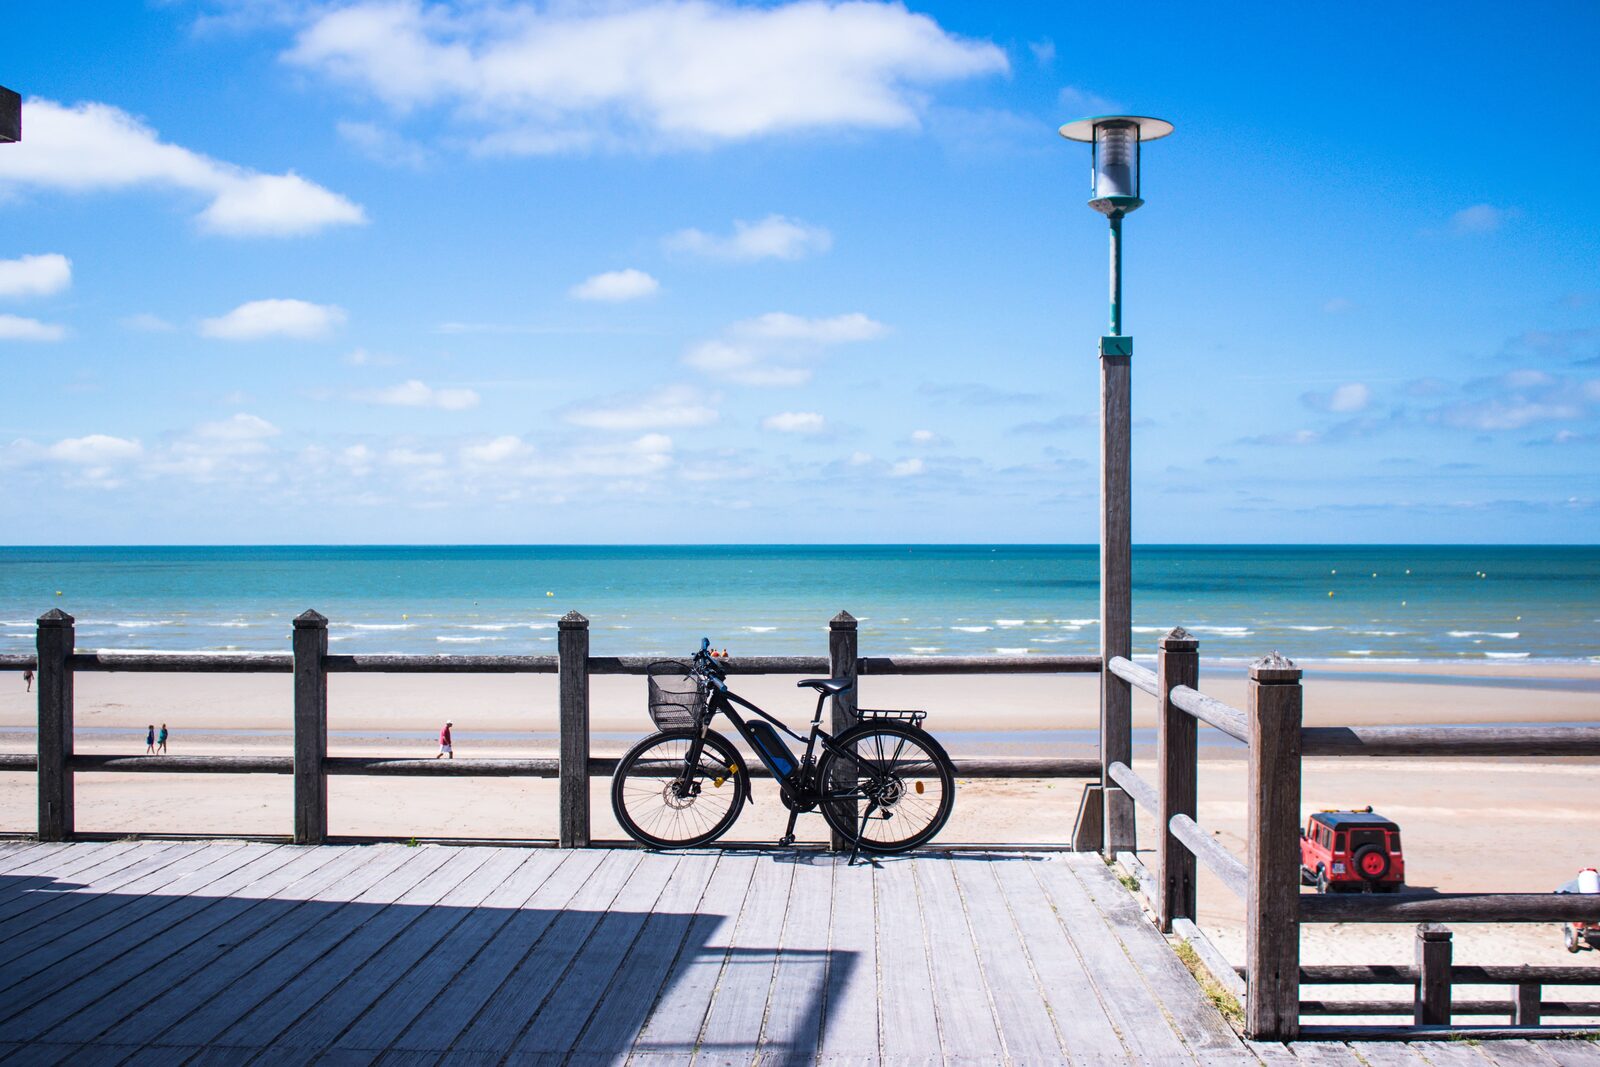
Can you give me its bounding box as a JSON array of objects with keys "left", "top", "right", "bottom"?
[{"left": 797, "top": 677, "right": 854, "bottom": 694}]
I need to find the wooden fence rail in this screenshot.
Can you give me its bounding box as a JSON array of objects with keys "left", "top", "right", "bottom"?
[{"left": 5, "top": 608, "right": 1099, "bottom": 849}]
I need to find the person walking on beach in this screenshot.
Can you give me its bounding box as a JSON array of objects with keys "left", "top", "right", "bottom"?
[
  {"left": 157, "top": 723, "right": 168, "bottom": 754},
  {"left": 436, "top": 720, "right": 453, "bottom": 759},
  {"left": 22, "top": 668, "right": 31, "bottom": 692},
  {"left": 145, "top": 724, "right": 156, "bottom": 754}
]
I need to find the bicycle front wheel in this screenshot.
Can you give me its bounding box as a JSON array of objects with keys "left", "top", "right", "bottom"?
[
  {"left": 817, "top": 721, "right": 955, "bottom": 854},
  {"left": 611, "top": 729, "right": 746, "bottom": 848}
]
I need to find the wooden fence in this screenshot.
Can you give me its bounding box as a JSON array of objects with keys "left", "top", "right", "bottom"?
[
  {"left": 1102, "top": 627, "right": 1600, "bottom": 1040},
  {"left": 0, "top": 608, "right": 1099, "bottom": 848}
]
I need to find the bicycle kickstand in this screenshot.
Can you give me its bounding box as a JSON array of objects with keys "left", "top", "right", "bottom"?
[
  {"left": 848, "top": 801, "right": 880, "bottom": 867},
  {"left": 778, "top": 808, "right": 800, "bottom": 849}
]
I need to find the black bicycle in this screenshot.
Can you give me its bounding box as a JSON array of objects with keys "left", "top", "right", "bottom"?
[{"left": 610, "top": 639, "right": 956, "bottom": 859}]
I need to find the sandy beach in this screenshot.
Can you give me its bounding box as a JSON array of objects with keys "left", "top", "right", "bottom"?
[{"left": 2, "top": 661, "right": 1598, "bottom": 1005}]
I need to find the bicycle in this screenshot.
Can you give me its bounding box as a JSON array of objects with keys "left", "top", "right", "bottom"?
[{"left": 610, "top": 638, "right": 956, "bottom": 861}]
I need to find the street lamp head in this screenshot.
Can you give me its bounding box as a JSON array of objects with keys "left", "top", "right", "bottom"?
[
  {"left": 1058, "top": 115, "right": 1172, "bottom": 217},
  {"left": 0, "top": 86, "right": 20, "bottom": 144}
]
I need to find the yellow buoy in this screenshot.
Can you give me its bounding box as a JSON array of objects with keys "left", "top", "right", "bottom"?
[
  {"left": 1327, "top": 591, "right": 1334, "bottom": 597},
  {"left": 546, "top": 591, "right": 554, "bottom": 597},
  {"left": 401, "top": 613, "right": 408, "bottom": 620},
  {"left": 55, "top": 590, "right": 62, "bottom": 596}
]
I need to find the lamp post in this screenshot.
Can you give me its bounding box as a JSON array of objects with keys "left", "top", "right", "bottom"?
[
  {"left": 0, "top": 86, "right": 19, "bottom": 143},
  {"left": 1059, "top": 115, "right": 1172, "bottom": 856}
]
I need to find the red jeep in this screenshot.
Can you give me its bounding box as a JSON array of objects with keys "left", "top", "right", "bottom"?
[{"left": 1300, "top": 808, "right": 1406, "bottom": 893}]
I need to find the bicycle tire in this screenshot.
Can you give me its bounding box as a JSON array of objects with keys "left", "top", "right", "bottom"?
[
  {"left": 817, "top": 720, "right": 955, "bottom": 854},
  {"left": 611, "top": 728, "right": 746, "bottom": 849}
]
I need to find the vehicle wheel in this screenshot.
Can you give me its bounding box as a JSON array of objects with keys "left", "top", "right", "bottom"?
[
  {"left": 611, "top": 729, "right": 746, "bottom": 849},
  {"left": 1315, "top": 867, "right": 1330, "bottom": 895},
  {"left": 818, "top": 722, "right": 955, "bottom": 854},
  {"left": 1565, "top": 925, "right": 1581, "bottom": 954},
  {"left": 1352, "top": 844, "right": 1390, "bottom": 883},
  {"left": 1300, "top": 866, "right": 1315, "bottom": 887}
]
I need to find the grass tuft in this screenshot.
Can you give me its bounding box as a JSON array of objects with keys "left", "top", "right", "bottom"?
[{"left": 1174, "top": 939, "right": 1244, "bottom": 1030}]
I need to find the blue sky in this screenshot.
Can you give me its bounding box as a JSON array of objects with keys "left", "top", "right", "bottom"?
[{"left": 2, "top": 0, "right": 1597, "bottom": 544}]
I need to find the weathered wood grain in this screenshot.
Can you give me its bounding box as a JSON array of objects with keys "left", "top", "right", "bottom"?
[
  {"left": 1159, "top": 628, "right": 1200, "bottom": 931},
  {"left": 35, "top": 610, "right": 75, "bottom": 841},
  {"left": 695, "top": 852, "right": 797, "bottom": 1063},
  {"left": 293, "top": 609, "right": 329, "bottom": 845},
  {"left": 1245, "top": 655, "right": 1303, "bottom": 1040},
  {"left": 1171, "top": 812, "right": 1249, "bottom": 899},
  {"left": 1170, "top": 683, "right": 1250, "bottom": 743},
  {"left": 1301, "top": 893, "right": 1600, "bottom": 924},
  {"left": 873, "top": 858, "right": 943, "bottom": 1061},
  {"left": 815, "top": 854, "right": 880, "bottom": 1065},
  {"left": 557, "top": 611, "right": 590, "bottom": 848},
  {"left": 1301, "top": 724, "right": 1600, "bottom": 758},
  {"left": 1106, "top": 759, "right": 1158, "bottom": 812},
  {"left": 756, "top": 854, "right": 834, "bottom": 1067},
  {"left": 914, "top": 855, "right": 1004, "bottom": 1059}
]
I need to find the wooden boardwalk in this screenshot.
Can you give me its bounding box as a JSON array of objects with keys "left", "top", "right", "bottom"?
[{"left": 0, "top": 841, "right": 1592, "bottom": 1066}]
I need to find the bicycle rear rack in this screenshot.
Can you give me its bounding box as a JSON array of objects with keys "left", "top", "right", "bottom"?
[{"left": 857, "top": 708, "right": 927, "bottom": 728}]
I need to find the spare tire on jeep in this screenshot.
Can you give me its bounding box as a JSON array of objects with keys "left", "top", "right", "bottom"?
[{"left": 1352, "top": 844, "right": 1390, "bottom": 882}]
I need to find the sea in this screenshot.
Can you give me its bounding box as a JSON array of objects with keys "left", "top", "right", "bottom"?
[{"left": 0, "top": 545, "right": 1596, "bottom": 665}]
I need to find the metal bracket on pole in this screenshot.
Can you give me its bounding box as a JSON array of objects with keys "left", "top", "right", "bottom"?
[{"left": 1099, "top": 336, "right": 1133, "bottom": 357}]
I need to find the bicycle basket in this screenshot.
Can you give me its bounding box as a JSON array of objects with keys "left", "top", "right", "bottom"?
[{"left": 647, "top": 660, "right": 707, "bottom": 730}]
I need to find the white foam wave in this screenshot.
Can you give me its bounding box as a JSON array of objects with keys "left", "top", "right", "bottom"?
[
  {"left": 1289, "top": 625, "right": 1334, "bottom": 632},
  {"left": 744, "top": 626, "right": 778, "bottom": 633},
  {"left": 995, "top": 619, "right": 1026, "bottom": 627},
  {"left": 1449, "top": 631, "right": 1519, "bottom": 639},
  {"left": 1346, "top": 650, "right": 1373, "bottom": 655},
  {"left": 1132, "top": 626, "right": 1166, "bottom": 634},
  {"left": 112, "top": 620, "right": 173, "bottom": 628},
  {"left": 910, "top": 646, "right": 942, "bottom": 654},
  {"left": 436, "top": 635, "right": 502, "bottom": 644},
  {"left": 952, "top": 626, "right": 992, "bottom": 633},
  {"left": 1355, "top": 630, "right": 1404, "bottom": 637},
  {"left": 1063, "top": 619, "right": 1098, "bottom": 626},
  {"left": 1188, "top": 625, "right": 1252, "bottom": 636},
  {"left": 347, "top": 623, "right": 416, "bottom": 631},
  {"left": 1484, "top": 651, "right": 1530, "bottom": 659},
  {"left": 215, "top": 621, "right": 253, "bottom": 628},
  {"left": 993, "top": 647, "right": 1031, "bottom": 655}
]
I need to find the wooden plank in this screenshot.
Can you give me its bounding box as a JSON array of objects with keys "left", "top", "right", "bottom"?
[
  {"left": 1344, "top": 1041, "right": 1435, "bottom": 1065},
  {"left": 1245, "top": 1039, "right": 1303, "bottom": 1065},
  {"left": 557, "top": 611, "right": 590, "bottom": 848},
  {"left": 1028, "top": 856, "right": 1195, "bottom": 1064},
  {"left": 949, "top": 853, "right": 1070, "bottom": 1063},
  {"left": 206, "top": 847, "right": 492, "bottom": 1052},
  {"left": 260, "top": 847, "right": 531, "bottom": 1057},
  {"left": 1246, "top": 655, "right": 1303, "bottom": 1040},
  {"left": 1288, "top": 1043, "right": 1368, "bottom": 1065},
  {"left": 1170, "top": 684, "right": 1250, "bottom": 742},
  {"left": 1106, "top": 760, "right": 1159, "bottom": 813},
  {"left": 1301, "top": 725, "right": 1600, "bottom": 758},
  {"left": 329, "top": 848, "right": 570, "bottom": 1055},
  {"left": 1538, "top": 1040, "right": 1600, "bottom": 1065},
  {"left": 569, "top": 851, "right": 724, "bottom": 1060},
  {"left": 1475, "top": 1041, "right": 1560, "bottom": 1066},
  {"left": 141, "top": 845, "right": 452, "bottom": 1049},
  {"left": 0, "top": 842, "right": 63, "bottom": 873},
  {"left": 382, "top": 849, "right": 611, "bottom": 1054},
  {"left": 1302, "top": 893, "right": 1600, "bottom": 924},
  {"left": 1108, "top": 655, "right": 1160, "bottom": 696},
  {"left": 813, "top": 854, "right": 880, "bottom": 1065},
  {"left": 1406, "top": 1041, "right": 1494, "bottom": 1065},
  {"left": 504, "top": 851, "right": 691, "bottom": 1059},
  {"left": 873, "top": 857, "right": 943, "bottom": 1061},
  {"left": 50, "top": 845, "right": 371, "bottom": 1051},
  {"left": 694, "top": 852, "right": 797, "bottom": 1065},
  {"left": 70, "top": 754, "right": 293, "bottom": 774},
  {"left": 449, "top": 848, "right": 647, "bottom": 1054},
  {"left": 988, "top": 858, "right": 1126, "bottom": 1065},
  {"left": 0, "top": 844, "right": 329, "bottom": 1043},
  {"left": 756, "top": 853, "right": 835, "bottom": 1066},
  {"left": 627, "top": 853, "right": 759, "bottom": 1066},
  {"left": 0, "top": 841, "right": 168, "bottom": 934},
  {"left": 913, "top": 855, "right": 1003, "bottom": 1060},
  {"left": 1068, "top": 856, "right": 1254, "bottom": 1064}
]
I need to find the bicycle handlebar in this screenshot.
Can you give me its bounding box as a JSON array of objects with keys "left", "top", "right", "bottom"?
[{"left": 691, "top": 638, "right": 728, "bottom": 690}]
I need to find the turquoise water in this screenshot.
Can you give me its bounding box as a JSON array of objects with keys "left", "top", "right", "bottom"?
[{"left": 0, "top": 545, "right": 1595, "bottom": 663}]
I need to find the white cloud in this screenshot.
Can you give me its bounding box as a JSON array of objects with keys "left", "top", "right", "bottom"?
[
  {"left": 385, "top": 447, "right": 446, "bottom": 467},
  {"left": 889, "top": 457, "right": 925, "bottom": 477},
  {"left": 666, "top": 215, "right": 832, "bottom": 261},
  {"left": 363, "top": 379, "right": 481, "bottom": 410},
  {"left": 1448, "top": 203, "right": 1516, "bottom": 235},
  {"left": 0, "top": 313, "right": 67, "bottom": 341},
  {"left": 1303, "top": 382, "right": 1371, "bottom": 413},
  {"left": 462, "top": 435, "right": 529, "bottom": 464},
  {"left": 194, "top": 414, "right": 281, "bottom": 442},
  {"left": 569, "top": 268, "right": 660, "bottom": 302},
  {"left": 285, "top": 1, "right": 1006, "bottom": 153},
  {"left": 564, "top": 385, "right": 718, "bottom": 431},
  {"left": 200, "top": 299, "right": 347, "bottom": 340},
  {"left": 47, "top": 434, "right": 143, "bottom": 465},
  {"left": 0, "top": 99, "right": 366, "bottom": 237},
  {"left": 0, "top": 253, "right": 71, "bottom": 298},
  {"left": 1029, "top": 39, "right": 1055, "bottom": 65},
  {"left": 336, "top": 119, "right": 431, "bottom": 168},
  {"left": 848, "top": 450, "right": 874, "bottom": 466},
  {"left": 909, "top": 429, "right": 946, "bottom": 446},
  {"left": 1058, "top": 86, "right": 1121, "bottom": 115},
  {"left": 121, "top": 312, "right": 176, "bottom": 332},
  {"left": 732, "top": 311, "right": 886, "bottom": 343},
  {"left": 762, "top": 411, "right": 826, "bottom": 434}
]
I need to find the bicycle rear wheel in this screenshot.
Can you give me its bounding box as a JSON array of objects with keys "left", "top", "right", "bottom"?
[
  {"left": 611, "top": 729, "right": 746, "bottom": 848},
  {"left": 817, "top": 721, "right": 955, "bottom": 854}
]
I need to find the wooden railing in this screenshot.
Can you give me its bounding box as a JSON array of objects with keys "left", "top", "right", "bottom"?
[
  {"left": 1099, "top": 628, "right": 1600, "bottom": 1041},
  {"left": 0, "top": 608, "right": 1099, "bottom": 848}
]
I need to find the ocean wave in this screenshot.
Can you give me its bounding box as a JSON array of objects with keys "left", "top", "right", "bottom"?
[
  {"left": 1346, "top": 650, "right": 1373, "bottom": 655},
  {"left": 1, "top": 620, "right": 35, "bottom": 628},
  {"left": 1030, "top": 637, "right": 1070, "bottom": 644},
  {"left": 744, "top": 626, "right": 778, "bottom": 633},
  {"left": 993, "top": 647, "right": 1031, "bottom": 655},
  {"left": 995, "top": 619, "right": 1026, "bottom": 627},
  {"left": 952, "top": 626, "right": 992, "bottom": 633},
  {"left": 1288, "top": 625, "right": 1334, "bottom": 632},
  {"left": 910, "top": 646, "right": 942, "bottom": 654},
  {"left": 1448, "top": 631, "right": 1519, "bottom": 639},
  {"left": 112, "top": 620, "right": 174, "bottom": 628},
  {"left": 346, "top": 623, "right": 416, "bottom": 631},
  {"left": 459, "top": 622, "right": 554, "bottom": 631},
  {"left": 215, "top": 621, "right": 253, "bottom": 628},
  {"left": 436, "top": 635, "right": 502, "bottom": 644},
  {"left": 1188, "top": 625, "right": 1252, "bottom": 636},
  {"left": 1063, "top": 619, "right": 1098, "bottom": 626},
  {"left": 1483, "top": 651, "right": 1530, "bottom": 659},
  {"left": 1132, "top": 626, "right": 1166, "bottom": 634},
  {"left": 1354, "top": 630, "right": 1405, "bottom": 637}
]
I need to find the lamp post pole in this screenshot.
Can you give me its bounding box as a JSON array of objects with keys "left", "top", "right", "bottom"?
[{"left": 1060, "top": 115, "right": 1172, "bottom": 855}]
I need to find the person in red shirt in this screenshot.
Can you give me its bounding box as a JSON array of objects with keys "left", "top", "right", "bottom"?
[{"left": 436, "top": 720, "right": 453, "bottom": 759}]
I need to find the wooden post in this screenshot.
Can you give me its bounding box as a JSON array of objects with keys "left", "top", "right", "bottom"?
[
  {"left": 1100, "top": 342, "right": 1134, "bottom": 856},
  {"left": 558, "top": 611, "right": 591, "bottom": 848},
  {"left": 1414, "top": 924, "right": 1453, "bottom": 1026},
  {"left": 828, "top": 611, "right": 859, "bottom": 851},
  {"left": 1512, "top": 981, "right": 1540, "bottom": 1026},
  {"left": 36, "top": 609, "right": 75, "bottom": 842},
  {"left": 1072, "top": 783, "right": 1105, "bottom": 852},
  {"left": 1245, "top": 651, "right": 1302, "bottom": 1040},
  {"left": 292, "top": 610, "right": 329, "bottom": 845},
  {"left": 1157, "top": 626, "right": 1199, "bottom": 932}
]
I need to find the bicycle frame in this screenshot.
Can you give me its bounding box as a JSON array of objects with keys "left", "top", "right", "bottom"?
[{"left": 698, "top": 684, "right": 843, "bottom": 804}]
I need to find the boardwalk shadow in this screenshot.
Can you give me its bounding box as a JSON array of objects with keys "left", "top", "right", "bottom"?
[{"left": 0, "top": 864, "right": 850, "bottom": 1064}]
